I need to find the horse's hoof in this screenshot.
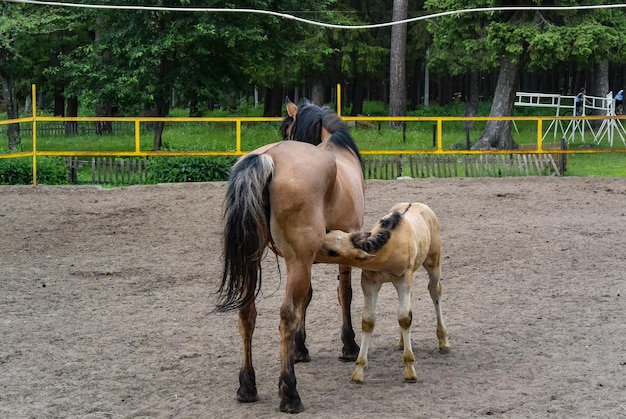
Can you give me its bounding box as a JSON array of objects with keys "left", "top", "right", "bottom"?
[
  {"left": 238, "top": 369, "right": 258, "bottom": 403},
  {"left": 338, "top": 353, "right": 358, "bottom": 362},
  {"left": 339, "top": 346, "right": 359, "bottom": 362},
  {"left": 439, "top": 347, "right": 450, "bottom": 354},
  {"left": 339, "top": 342, "right": 359, "bottom": 362},
  {"left": 279, "top": 399, "right": 305, "bottom": 413},
  {"left": 294, "top": 352, "right": 311, "bottom": 363},
  {"left": 236, "top": 391, "right": 259, "bottom": 403},
  {"left": 404, "top": 378, "right": 417, "bottom": 384}
]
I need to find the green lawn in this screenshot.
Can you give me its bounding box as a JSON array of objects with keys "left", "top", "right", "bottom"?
[{"left": 1, "top": 112, "right": 625, "bottom": 177}]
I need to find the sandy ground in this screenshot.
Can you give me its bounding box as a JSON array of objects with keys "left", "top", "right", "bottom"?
[{"left": 1, "top": 177, "right": 625, "bottom": 418}]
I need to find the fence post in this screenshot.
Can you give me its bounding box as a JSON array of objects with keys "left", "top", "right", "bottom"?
[
  {"left": 69, "top": 157, "right": 78, "bottom": 184},
  {"left": 559, "top": 136, "right": 567, "bottom": 175}
]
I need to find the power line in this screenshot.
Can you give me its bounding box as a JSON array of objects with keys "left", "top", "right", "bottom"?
[{"left": 5, "top": 0, "right": 626, "bottom": 30}]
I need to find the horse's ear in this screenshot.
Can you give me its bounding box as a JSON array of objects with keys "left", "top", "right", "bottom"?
[{"left": 285, "top": 97, "right": 298, "bottom": 118}]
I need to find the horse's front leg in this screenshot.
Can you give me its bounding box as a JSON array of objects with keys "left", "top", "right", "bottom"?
[
  {"left": 337, "top": 264, "right": 359, "bottom": 361},
  {"left": 237, "top": 301, "right": 259, "bottom": 402},
  {"left": 294, "top": 283, "right": 313, "bottom": 363}
]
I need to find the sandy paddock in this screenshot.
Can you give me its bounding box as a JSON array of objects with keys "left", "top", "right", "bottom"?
[{"left": 1, "top": 177, "right": 625, "bottom": 418}]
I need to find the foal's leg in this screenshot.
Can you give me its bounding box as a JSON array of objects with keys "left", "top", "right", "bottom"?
[
  {"left": 294, "top": 283, "right": 313, "bottom": 363},
  {"left": 351, "top": 273, "right": 382, "bottom": 383},
  {"left": 338, "top": 265, "right": 359, "bottom": 361},
  {"left": 425, "top": 264, "right": 450, "bottom": 353},
  {"left": 237, "top": 301, "right": 259, "bottom": 402},
  {"left": 393, "top": 273, "right": 417, "bottom": 382}
]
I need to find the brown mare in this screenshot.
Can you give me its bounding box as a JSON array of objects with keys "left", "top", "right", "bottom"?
[
  {"left": 216, "top": 100, "right": 365, "bottom": 413},
  {"left": 316, "top": 202, "right": 450, "bottom": 383}
]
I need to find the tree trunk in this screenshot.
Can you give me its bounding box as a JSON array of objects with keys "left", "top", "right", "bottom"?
[
  {"left": 152, "top": 89, "right": 170, "bottom": 151},
  {"left": 65, "top": 96, "right": 78, "bottom": 136},
  {"left": 263, "top": 81, "right": 283, "bottom": 117},
  {"left": 189, "top": 96, "right": 201, "bottom": 117},
  {"left": 464, "top": 71, "right": 480, "bottom": 132},
  {"left": 310, "top": 77, "right": 324, "bottom": 106},
  {"left": 388, "top": 0, "right": 408, "bottom": 128},
  {"left": 95, "top": 101, "right": 113, "bottom": 135},
  {"left": 350, "top": 75, "right": 366, "bottom": 116},
  {"left": 93, "top": 20, "right": 113, "bottom": 135},
  {"left": 591, "top": 58, "right": 609, "bottom": 127},
  {"left": 472, "top": 57, "right": 520, "bottom": 150},
  {"left": 0, "top": 71, "right": 21, "bottom": 151},
  {"left": 53, "top": 92, "right": 65, "bottom": 117}
]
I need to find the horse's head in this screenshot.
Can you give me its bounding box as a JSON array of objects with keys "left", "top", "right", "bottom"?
[{"left": 280, "top": 98, "right": 325, "bottom": 145}]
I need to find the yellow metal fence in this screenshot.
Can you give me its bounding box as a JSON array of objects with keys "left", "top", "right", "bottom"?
[{"left": 1, "top": 85, "right": 626, "bottom": 185}]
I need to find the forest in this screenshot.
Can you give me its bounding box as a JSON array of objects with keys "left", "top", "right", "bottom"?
[{"left": 2, "top": 1, "right": 626, "bottom": 151}]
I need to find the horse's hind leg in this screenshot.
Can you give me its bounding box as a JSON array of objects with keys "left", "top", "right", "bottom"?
[
  {"left": 426, "top": 264, "right": 450, "bottom": 353},
  {"left": 278, "top": 262, "right": 311, "bottom": 413},
  {"left": 294, "top": 283, "right": 313, "bottom": 363},
  {"left": 237, "top": 301, "right": 259, "bottom": 402},
  {"left": 393, "top": 274, "right": 417, "bottom": 383},
  {"left": 338, "top": 265, "right": 359, "bottom": 362},
  {"left": 351, "top": 273, "right": 382, "bottom": 383}
]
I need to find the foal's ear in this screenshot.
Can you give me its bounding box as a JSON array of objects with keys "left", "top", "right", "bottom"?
[
  {"left": 285, "top": 97, "right": 298, "bottom": 118},
  {"left": 354, "top": 249, "right": 375, "bottom": 261}
]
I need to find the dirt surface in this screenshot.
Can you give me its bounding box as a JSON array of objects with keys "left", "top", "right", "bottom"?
[{"left": 1, "top": 177, "right": 625, "bottom": 418}]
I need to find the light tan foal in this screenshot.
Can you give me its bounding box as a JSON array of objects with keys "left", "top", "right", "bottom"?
[{"left": 315, "top": 202, "right": 450, "bottom": 383}]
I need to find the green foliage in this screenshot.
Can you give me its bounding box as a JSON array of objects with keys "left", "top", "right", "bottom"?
[
  {"left": 145, "top": 155, "right": 236, "bottom": 183},
  {"left": 0, "top": 157, "right": 69, "bottom": 185},
  {"left": 425, "top": 0, "right": 626, "bottom": 76}
]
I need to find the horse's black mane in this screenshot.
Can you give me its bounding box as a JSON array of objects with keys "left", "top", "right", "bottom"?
[{"left": 280, "top": 101, "right": 363, "bottom": 167}]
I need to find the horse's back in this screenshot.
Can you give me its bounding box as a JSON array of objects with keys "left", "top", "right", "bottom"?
[
  {"left": 264, "top": 140, "right": 363, "bottom": 228},
  {"left": 400, "top": 202, "right": 441, "bottom": 273},
  {"left": 264, "top": 141, "right": 337, "bottom": 199},
  {"left": 262, "top": 141, "right": 338, "bottom": 257}
]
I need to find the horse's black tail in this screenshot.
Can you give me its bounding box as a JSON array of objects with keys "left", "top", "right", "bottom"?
[{"left": 216, "top": 153, "right": 275, "bottom": 312}]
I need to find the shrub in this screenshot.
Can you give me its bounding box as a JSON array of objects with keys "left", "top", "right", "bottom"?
[
  {"left": 0, "top": 157, "right": 69, "bottom": 185},
  {"left": 146, "top": 155, "right": 236, "bottom": 183}
]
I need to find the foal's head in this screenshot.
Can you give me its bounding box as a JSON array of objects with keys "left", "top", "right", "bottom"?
[{"left": 315, "top": 210, "right": 403, "bottom": 265}]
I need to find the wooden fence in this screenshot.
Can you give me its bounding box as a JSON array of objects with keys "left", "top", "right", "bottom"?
[
  {"left": 6, "top": 121, "right": 135, "bottom": 137},
  {"left": 67, "top": 157, "right": 148, "bottom": 185},
  {"left": 363, "top": 153, "right": 561, "bottom": 180},
  {"left": 66, "top": 149, "right": 562, "bottom": 186}
]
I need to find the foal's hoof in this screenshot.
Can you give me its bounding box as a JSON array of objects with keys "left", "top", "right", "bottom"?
[{"left": 439, "top": 347, "right": 451, "bottom": 354}]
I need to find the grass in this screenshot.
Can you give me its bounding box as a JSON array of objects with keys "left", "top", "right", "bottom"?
[{"left": 1, "top": 102, "right": 625, "bottom": 177}]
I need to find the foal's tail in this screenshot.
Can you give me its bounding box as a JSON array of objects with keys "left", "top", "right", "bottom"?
[{"left": 216, "top": 153, "right": 275, "bottom": 312}]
